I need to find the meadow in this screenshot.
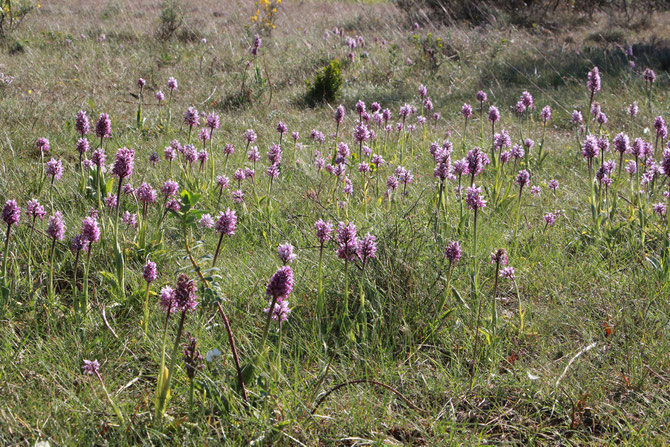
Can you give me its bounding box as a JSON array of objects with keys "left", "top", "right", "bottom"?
[{"left": 0, "top": 0, "right": 669, "bottom": 445}]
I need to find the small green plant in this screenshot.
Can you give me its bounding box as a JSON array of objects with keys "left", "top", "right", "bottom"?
[
  {"left": 156, "top": 0, "right": 184, "bottom": 41},
  {"left": 410, "top": 32, "right": 447, "bottom": 69},
  {"left": 305, "top": 59, "right": 343, "bottom": 106}
]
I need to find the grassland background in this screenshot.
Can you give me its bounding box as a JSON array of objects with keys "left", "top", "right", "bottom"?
[{"left": 0, "top": 0, "right": 669, "bottom": 445}]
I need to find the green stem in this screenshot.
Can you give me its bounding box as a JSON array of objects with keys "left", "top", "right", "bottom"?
[
  {"left": 260, "top": 295, "right": 278, "bottom": 351},
  {"left": 73, "top": 249, "right": 80, "bottom": 313},
  {"left": 154, "top": 302, "right": 173, "bottom": 422},
  {"left": 316, "top": 245, "right": 324, "bottom": 318},
  {"left": 113, "top": 178, "right": 125, "bottom": 296},
  {"left": 469, "top": 208, "right": 481, "bottom": 391},
  {"left": 82, "top": 245, "right": 93, "bottom": 312},
  {"left": 514, "top": 189, "right": 523, "bottom": 247},
  {"left": 157, "top": 309, "right": 186, "bottom": 426},
  {"left": 2, "top": 224, "right": 11, "bottom": 285},
  {"left": 27, "top": 220, "right": 35, "bottom": 294},
  {"left": 48, "top": 238, "right": 56, "bottom": 304},
  {"left": 96, "top": 165, "right": 102, "bottom": 212},
  {"left": 212, "top": 232, "right": 225, "bottom": 267},
  {"left": 436, "top": 262, "right": 453, "bottom": 314},
  {"left": 492, "top": 262, "right": 500, "bottom": 337},
  {"left": 344, "top": 258, "right": 349, "bottom": 315},
  {"left": 188, "top": 379, "right": 195, "bottom": 421},
  {"left": 96, "top": 373, "right": 125, "bottom": 426},
  {"left": 166, "top": 91, "right": 172, "bottom": 132},
  {"left": 142, "top": 281, "right": 151, "bottom": 332}
]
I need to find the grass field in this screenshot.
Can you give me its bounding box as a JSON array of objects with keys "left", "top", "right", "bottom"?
[{"left": 0, "top": 0, "right": 669, "bottom": 445}]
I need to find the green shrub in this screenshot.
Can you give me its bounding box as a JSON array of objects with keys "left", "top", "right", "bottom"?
[
  {"left": 0, "top": 0, "right": 34, "bottom": 40},
  {"left": 305, "top": 59, "right": 343, "bottom": 106},
  {"left": 156, "top": 0, "right": 184, "bottom": 41}
]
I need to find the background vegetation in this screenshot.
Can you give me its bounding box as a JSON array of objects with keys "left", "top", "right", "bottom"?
[{"left": 0, "top": 0, "right": 668, "bottom": 445}]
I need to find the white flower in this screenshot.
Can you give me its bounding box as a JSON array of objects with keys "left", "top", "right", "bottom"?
[{"left": 206, "top": 348, "right": 221, "bottom": 363}]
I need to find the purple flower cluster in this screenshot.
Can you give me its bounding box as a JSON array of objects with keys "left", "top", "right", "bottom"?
[
  {"left": 137, "top": 182, "right": 157, "bottom": 204},
  {"left": 36, "top": 138, "right": 50, "bottom": 153},
  {"left": 76, "top": 138, "right": 89, "bottom": 155},
  {"left": 358, "top": 233, "right": 378, "bottom": 265},
  {"left": 46, "top": 158, "right": 63, "bottom": 181},
  {"left": 444, "top": 241, "right": 462, "bottom": 264},
  {"left": 336, "top": 221, "right": 359, "bottom": 261},
  {"left": 81, "top": 216, "right": 101, "bottom": 243},
  {"left": 71, "top": 235, "right": 90, "bottom": 254},
  {"left": 335, "top": 105, "right": 345, "bottom": 124},
  {"left": 582, "top": 135, "right": 599, "bottom": 160},
  {"left": 215, "top": 209, "right": 237, "bottom": 236},
  {"left": 112, "top": 147, "right": 135, "bottom": 179},
  {"left": 26, "top": 199, "right": 45, "bottom": 221},
  {"left": 144, "top": 260, "right": 157, "bottom": 283},
  {"left": 266, "top": 266, "right": 294, "bottom": 300},
  {"left": 207, "top": 113, "right": 220, "bottom": 130},
  {"left": 244, "top": 129, "right": 257, "bottom": 143},
  {"left": 199, "top": 214, "right": 214, "bottom": 229},
  {"left": 465, "top": 186, "right": 486, "bottom": 211},
  {"left": 2, "top": 200, "right": 21, "bottom": 227},
  {"left": 587, "top": 66, "right": 601, "bottom": 94},
  {"left": 490, "top": 248, "right": 508, "bottom": 265},
  {"left": 265, "top": 299, "right": 291, "bottom": 322},
  {"left": 95, "top": 113, "right": 112, "bottom": 140},
  {"left": 161, "top": 180, "right": 179, "bottom": 198},
  {"left": 82, "top": 359, "right": 100, "bottom": 375},
  {"left": 47, "top": 212, "right": 66, "bottom": 241},
  {"left": 277, "top": 243, "right": 297, "bottom": 264},
  {"left": 76, "top": 111, "right": 90, "bottom": 136},
  {"left": 515, "top": 169, "right": 530, "bottom": 188},
  {"left": 315, "top": 219, "right": 333, "bottom": 245},
  {"left": 462, "top": 103, "right": 473, "bottom": 119},
  {"left": 184, "top": 107, "right": 199, "bottom": 127},
  {"left": 488, "top": 106, "right": 500, "bottom": 124},
  {"left": 173, "top": 273, "right": 198, "bottom": 312}
]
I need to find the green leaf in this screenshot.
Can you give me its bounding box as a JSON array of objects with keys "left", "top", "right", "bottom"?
[
  {"left": 452, "top": 286, "right": 469, "bottom": 309},
  {"left": 646, "top": 255, "right": 662, "bottom": 272},
  {"left": 181, "top": 189, "right": 192, "bottom": 207},
  {"left": 98, "top": 270, "right": 119, "bottom": 290},
  {"left": 478, "top": 327, "right": 492, "bottom": 345},
  {"left": 105, "top": 178, "right": 114, "bottom": 195}
]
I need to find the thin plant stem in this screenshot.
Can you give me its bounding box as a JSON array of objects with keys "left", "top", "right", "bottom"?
[
  {"left": 492, "top": 262, "right": 500, "bottom": 336},
  {"left": 48, "top": 238, "right": 56, "bottom": 304},
  {"left": 157, "top": 309, "right": 186, "bottom": 426},
  {"left": 82, "top": 245, "right": 93, "bottom": 312},
  {"left": 142, "top": 281, "right": 151, "bottom": 332},
  {"left": 212, "top": 232, "right": 225, "bottom": 267},
  {"left": 95, "top": 372, "right": 125, "bottom": 426},
  {"left": 2, "top": 224, "right": 11, "bottom": 285},
  {"left": 73, "top": 249, "right": 81, "bottom": 313},
  {"left": 216, "top": 302, "right": 248, "bottom": 402},
  {"left": 260, "top": 296, "right": 278, "bottom": 351}
]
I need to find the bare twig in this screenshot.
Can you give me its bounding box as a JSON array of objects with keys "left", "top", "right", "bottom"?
[
  {"left": 216, "top": 302, "right": 248, "bottom": 403},
  {"left": 555, "top": 342, "right": 597, "bottom": 388},
  {"left": 101, "top": 305, "right": 118, "bottom": 339}
]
